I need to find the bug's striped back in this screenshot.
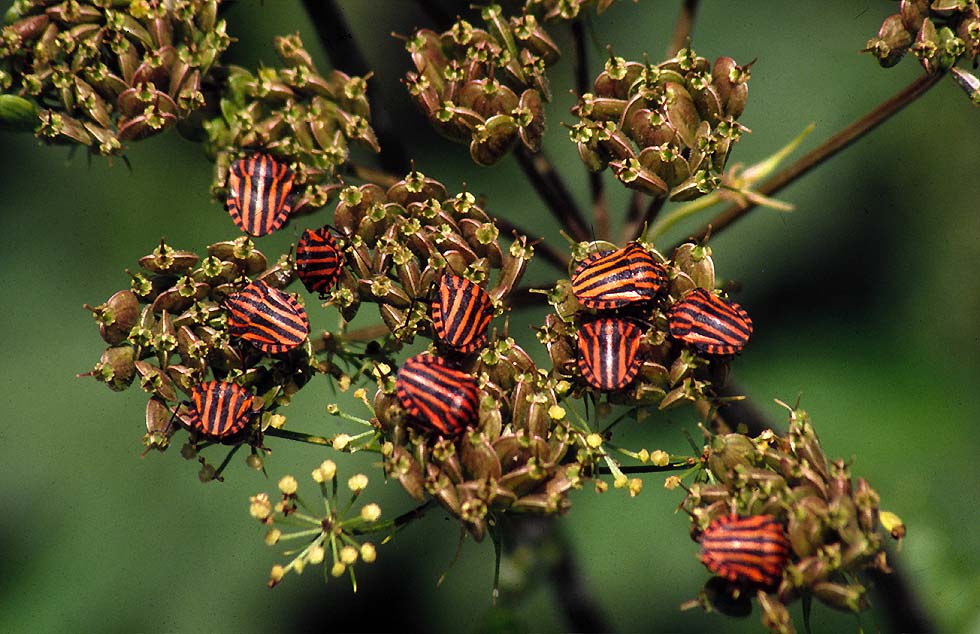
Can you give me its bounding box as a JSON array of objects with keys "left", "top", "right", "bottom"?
[
  {"left": 395, "top": 353, "right": 479, "bottom": 437},
  {"left": 571, "top": 242, "right": 667, "bottom": 310},
  {"left": 188, "top": 380, "right": 254, "bottom": 439},
  {"left": 225, "top": 279, "right": 310, "bottom": 354},
  {"left": 577, "top": 318, "right": 643, "bottom": 390},
  {"left": 431, "top": 274, "right": 493, "bottom": 353},
  {"left": 225, "top": 154, "right": 295, "bottom": 237},
  {"left": 296, "top": 227, "right": 345, "bottom": 297},
  {"left": 668, "top": 288, "right": 752, "bottom": 355},
  {"left": 700, "top": 514, "right": 790, "bottom": 587}
]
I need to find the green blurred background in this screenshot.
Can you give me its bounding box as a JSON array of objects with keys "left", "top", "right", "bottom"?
[{"left": 1, "top": 1, "right": 978, "bottom": 632}]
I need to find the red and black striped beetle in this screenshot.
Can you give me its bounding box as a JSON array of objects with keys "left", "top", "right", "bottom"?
[
  {"left": 225, "top": 279, "right": 310, "bottom": 354},
  {"left": 571, "top": 242, "right": 667, "bottom": 310},
  {"left": 699, "top": 514, "right": 790, "bottom": 588},
  {"left": 296, "top": 226, "right": 346, "bottom": 298},
  {"left": 395, "top": 352, "right": 480, "bottom": 437},
  {"left": 431, "top": 273, "right": 494, "bottom": 354},
  {"left": 225, "top": 153, "right": 296, "bottom": 237},
  {"left": 184, "top": 380, "right": 255, "bottom": 440},
  {"left": 668, "top": 287, "right": 752, "bottom": 355},
  {"left": 577, "top": 317, "right": 644, "bottom": 390}
]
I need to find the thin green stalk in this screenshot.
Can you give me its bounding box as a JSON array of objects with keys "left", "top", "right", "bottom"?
[{"left": 264, "top": 427, "right": 333, "bottom": 446}]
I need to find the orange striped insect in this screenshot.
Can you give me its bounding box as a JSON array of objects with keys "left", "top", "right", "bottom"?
[
  {"left": 225, "top": 279, "right": 310, "bottom": 354},
  {"left": 225, "top": 153, "right": 295, "bottom": 237},
  {"left": 700, "top": 514, "right": 790, "bottom": 588},
  {"left": 668, "top": 288, "right": 752, "bottom": 355},
  {"left": 296, "top": 227, "right": 345, "bottom": 298},
  {"left": 431, "top": 273, "right": 494, "bottom": 353},
  {"left": 571, "top": 242, "right": 667, "bottom": 310},
  {"left": 577, "top": 317, "right": 644, "bottom": 390},
  {"left": 185, "top": 380, "right": 254, "bottom": 439},
  {"left": 395, "top": 353, "right": 479, "bottom": 437}
]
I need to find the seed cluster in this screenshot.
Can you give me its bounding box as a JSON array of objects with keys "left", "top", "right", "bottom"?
[
  {"left": 82, "top": 237, "right": 317, "bottom": 461},
  {"left": 205, "top": 33, "right": 378, "bottom": 219},
  {"left": 542, "top": 241, "right": 751, "bottom": 408},
  {"left": 570, "top": 48, "right": 751, "bottom": 201},
  {"left": 866, "top": 1, "right": 980, "bottom": 104},
  {"left": 0, "top": 0, "right": 229, "bottom": 155},
  {"left": 682, "top": 407, "right": 898, "bottom": 629},
  {"left": 402, "top": 5, "right": 556, "bottom": 165}
]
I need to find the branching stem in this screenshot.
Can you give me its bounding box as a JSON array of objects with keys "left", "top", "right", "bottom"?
[{"left": 674, "top": 71, "right": 945, "bottom": 250}]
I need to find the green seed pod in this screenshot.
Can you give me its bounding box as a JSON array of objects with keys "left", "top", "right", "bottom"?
[
  {"left": 812, "top": 581, "right": 866, "bottom": 613},
  {"left": 707, "top": 433, "right": 757, "bottom": 484},
  {"left": 134, "top": 359, "right": 177, "bottom": 401},
  {"left": 901, "top": 0, "right": 930, "bottom": 33},
  {"left": 91, "top": 344, "right": 137, "bottom": 391},
  {"left": 85, "top": 289, "right": 139, "bottom": 345},
  {"left": 867, "top": 14, "right": 914, "bottom": 67},
  {"left": 756, "top": 591, "right": 793, "bottom": 634}
]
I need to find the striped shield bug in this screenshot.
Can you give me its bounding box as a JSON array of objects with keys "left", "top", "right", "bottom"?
[
  {"left": 225, "top": 153, "right": 296, "bottom": 237},
  {"left": 395, "top": 353, "right": 480, "bottom": 437},
  {"left": 668, "top": 288, "right": 752, "bottom": 355},
  {"left": 700, "top": 514, "right": 790, "bottom": 588},
  {"left": 225, "top": 279, "right": 310, "bottom": 354},
  {"left": 577, "top": 317, "right": 644, "bottom": 390},
  {"left": 184, "top": 380, "right": 255, "bottom": 440},
  {"left": 296, "top": 226, "right": 346, "bottom": 298},
  {"left": 431, "top": 273, "right": 494, "bottom": 354},
  {"left": 571, "top": 242, "right": 667, "bottom": 310}
]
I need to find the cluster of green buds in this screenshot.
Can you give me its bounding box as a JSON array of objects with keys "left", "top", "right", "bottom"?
[
  {"left": 679, "top": 405, "right": 900, "bottom": 633},
  {"left": 542, "top": 241, "right": 730, "bottom": 408},
  {"left": 205, "top": 33, "right": 378, "bottom": 215},
  {"left": 570, "top": 49, "right": 750, "bottom": 201},
  {"left": 0, "top": 0, "right": 229, "bottom": 154},
  {"left": 522, "top": 0, "right": 624, "bottom": 21},
  {"left": 250, "top": 463, "right": 384, "bottom": 589},
  {"left": 401, "top": 4, "right": 557, "bottom": 165},
  {"left": 329, "top": 169, "right": 532, "bottom": 339},
  {"left": 865, "top": 0, "right": 980, "bottom": 104},
  {"left": 80, "top": 237, "right": 317, "bottom": 465}
]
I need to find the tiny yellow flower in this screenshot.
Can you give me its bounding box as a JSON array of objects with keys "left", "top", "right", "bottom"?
[
  {"left": 340, "top": 546, "right": 359, "bottom": 565},
  {"left": 249, "top": 493, "right": 272, "bottom": 521},
  {"left": 586, "top": 433, "right": 603, "bottom": 449},
  {"left": 331, "top": 561, "right": 346, "bottom": 577},
  {"left": 264, "top": 528, "right": 282, "bottom": 546},
  {"left": 269, "top": 564, "right": 285, "bottom": 584},
  {"left": 613, "top": 474, "right": 628, "bottom": 489},
  {"left": 266, "top": 413, "right": 286, "bottom": 429},
  {"left": 278, "top": 475, "right": 298, "bottom": 495},
  {"left": 650, "top": 450, "right": 670, "bottom": 467},
  {"left": 548, "top": 405, "right": 566, "bottom": 420},
  {"left": 664, "top": 475, "right": 681, "bottom": 490},
  {"left": 348, "top": 473, "right": 369, "bottom": 492},
  {"left": 628, "top": 478, "right": 643, "bottom": 497},
  {"left": 308, "top": 544, "right": 325, "bottom": 565},
  {"left": 594, "top": 480, "right": 609, "bottom": 494},
  {"left": 360, "top": 542, "right": 377, "bottom": 563},
  {"left": 333, "top": 433, "right": 352, "bottom": 450},
  {"left": 360, "top": 503, "right": 382, "bottom": 522}
]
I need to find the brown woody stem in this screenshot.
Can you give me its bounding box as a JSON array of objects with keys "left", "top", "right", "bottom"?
[
  {"left": 515, "top": 147, "right": 592, "bottom": 243},
  {"left": 675, "top": 71, "right": 945, "bottom": 250},
  {"left": 667, "top": 0, "right": 700, "bottom": 58}
]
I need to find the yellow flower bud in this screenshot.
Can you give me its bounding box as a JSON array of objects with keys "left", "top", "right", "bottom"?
[
  {"left": 278, "top": 475, "right": 298, "bottom": 495},
  {"left": 333, "top": 434, "right": 352, "bottom": 450},
  {"left": 628, "top": 478, "right": 643, "bottom": 497},
  {"left": 664, "top": 475, "right": 681, "bottom": 490},
  {"left": 264, "top": 528, "right": 282, "bottom": 545},
  {"left": 586, "top": 433, "right": 603, "bottom": 449},
  {"left": 348, "top": 473, "right": 369, "bottom": 492},
  {"left": 266, "top": 413, "right": 286, "bottom": 429},
  {"left": 360, "top": 542, "right": 377, "bottom": 563},
  {"left": 595, "top": 480, "right": 609, "bottom": 493},
  {"left": 650, "top": 450, "right": 670, "bottom": 467},
  {"left": 340, "top": 546, "right": 358, "bottom": 565},
  {"left": 331, "top": 561, "right": 346, "bottom": 577},
  {"left": 637, "top": 449, "right": 650, "bottom": 463},
  {"left": 249, "top": 493, "right": 273, "bottom": 521},
  {"left": 269, "top": 564, "right": 285, "bottom": 585},
  {"left": 319, "top": 460, "right": 337, "bottom": 481},
  {"left": 360, "top": 503, "right": 382, "bottom": 522},
  {"left": 308, "top": 544, "right": 325, "bottom": 565},
  {"left": 548, "top": 405, "right": 566, "bottom": 420}
]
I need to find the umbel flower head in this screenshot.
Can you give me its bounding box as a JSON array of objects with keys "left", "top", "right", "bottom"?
[
  {"left": 0, "top": 0, "right": 230, "bottom": 155},
  {"left": 570, "top": 48, "right": 751, "bottom": 201},
  {"left": 542, "top": 239, "right": 750, "bottom": 408},
  {"left": 80, "top": 236, "right": 320, "bottom": 479},
  {"left": 205, "top": 33, "right": 379, "bottom": 219},
  {"left": 864, "top": 0, "right": 980, "bottom": 104},
  {"left": 680, "top": 404, "right": 901, "bottom": 633},
  {"left": 401, "top": 4, "right": 556, "bottom": 165}
]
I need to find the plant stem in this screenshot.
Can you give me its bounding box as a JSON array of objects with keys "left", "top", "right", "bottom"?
[
  {"left": 624, "top": 193, "right": 667, "bottom": 242},
  {"left": 505, "top": 286, "right": 549, "bottom": 309},
  {"left": 495, "top": 216, "right": 570, "bottom": 271},
  {"left": 350, "top": 499, "right": 437, "bottom": 535},
  {"left": 265, "top": 427, "right": 333, "bottom": 446},
  {"left": 674, "top": 71, "right": 945, "bottom": 250},
  {"left": 572, "top": 18, "right": 609, "bottom": 241},
  {"left": 597, "top": 461, "right": 694, "bottom": 475},
  {"left": 515, "top": 146, "right": 592, "bottom": 243},
  {"left": 667, "top": 0, "right": 700, "bottom": 57},
  {"left": 349, "top": 162, "right": 399, "bottom": 187},
  {"left": 302, "top": 0, "right": 411, "bottom": 174}
]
